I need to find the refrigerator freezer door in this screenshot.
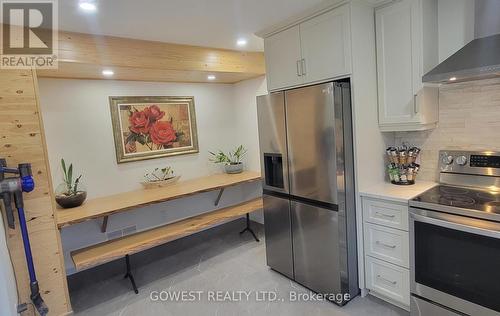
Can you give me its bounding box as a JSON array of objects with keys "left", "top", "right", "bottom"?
[
  {"left": 263, "top": 194, "right": 294, "bottom": 279},
  {"left": 257, "top": 93, "right": 289, "bottom": 194},
  {"left": 291, "top": 200, "right": 341, "bottom": 294},
  {"left": 285, "top": 83, "right": 339, "bottom": 205}
]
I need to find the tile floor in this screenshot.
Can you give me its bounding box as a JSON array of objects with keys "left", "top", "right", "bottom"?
[{"left": 68, "top": 219, "right": 408, "bottom": 316}]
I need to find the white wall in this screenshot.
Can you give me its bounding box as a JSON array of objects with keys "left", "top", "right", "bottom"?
[
  {"left": 350, "top": 1, "right": 395, "bottom": 291},
  {"left": 39, "top": 78, "right": 265, "bottom": 274},
  {"left": 40, "top": 79, "right": 249, "bottom": 199},
  {"left": 438, "top": 0, "right": 475, "bottom": 62},
  {"left": 232, "top": 76, "right": 268, "bottom": 172},
  {"left": 0, "top": 215, "right": 18, "bottom": 316},
  {"left": 232, "top": 76, "right": 268, "bottom": 224},
  {"left": 351, "top": 2, "right": 393, "bottom": 193}
]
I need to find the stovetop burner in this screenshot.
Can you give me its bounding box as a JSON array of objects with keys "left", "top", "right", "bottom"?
[
  {"left": 439, "top": 186, "right": 470, "bottom": 195},
  {"left": 412, "top": 185, "right": 500, "bottom": 216},
  {"left": 430, "top": 194, "right": 476, "bottom": 207}
]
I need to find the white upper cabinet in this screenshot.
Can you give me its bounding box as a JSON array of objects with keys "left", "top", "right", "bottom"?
[
  {"left": 300, "top": 5, "right": 351, "bottom": 84},
  {"left": 376, "top": 0, "right": 439, "bottom": 132},
  {"left": 264, "top": 26, "right": 303, "bottom": 91},
  {"left": 264, "top": 4, "right": 352, "bottom": 91}
]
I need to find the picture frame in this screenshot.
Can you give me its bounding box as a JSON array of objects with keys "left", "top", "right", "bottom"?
[{"left": 109, "top": 96, "right": 199, "bottom": 163}]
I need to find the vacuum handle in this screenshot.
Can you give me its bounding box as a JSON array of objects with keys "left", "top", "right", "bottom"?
[
  {"left": 19, "top": 163, "right": 32, "bottom": 178},
  {"left": 1, "top": 193, "right": 15, "bottom": 229},
  {"left": 19, "top": 164, "right": 35, "bottom": 193},
  {"left": 0, "top": 158, "right": 6, "bottom": 181}
]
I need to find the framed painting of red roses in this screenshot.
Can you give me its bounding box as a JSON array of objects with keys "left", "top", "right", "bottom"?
[{"left": 109, "top": 96, "right": 199, "bottom": 163}]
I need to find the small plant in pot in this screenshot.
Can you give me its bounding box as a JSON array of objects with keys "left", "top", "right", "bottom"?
[
  {"left": 209, "top": 145, "right": 247, "bottom": 174},
  {"left": 55, "top": 159, "right": 87, "bottom": 209}
]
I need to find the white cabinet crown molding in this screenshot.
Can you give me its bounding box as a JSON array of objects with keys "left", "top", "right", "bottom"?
[{"left": 255, "top": 0, "right": 386, "bottom": 38}]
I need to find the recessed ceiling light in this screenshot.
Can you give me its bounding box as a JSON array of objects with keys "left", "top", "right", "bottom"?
[
  {"left": 449, "top": 77, "right": 457, "bottom": 81},
  {"left": 207, "top": 75, "right": 216, "bottom": 80},
  {"left": 102, "top": 69, "right": 114, "bottom": 76},
  {"left": 79, "top": 2, "right": 97, "bottom": 12},
  {"left": 236, "top": 38, "right": 248, "bottom": 47}
]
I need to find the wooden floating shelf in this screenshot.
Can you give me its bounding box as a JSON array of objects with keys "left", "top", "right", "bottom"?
[
  {"left": 36, "top": 30, "right": 266, "bottom": 83},
  {"left": 71, "top": 197, "right": 263, "bottom": 271},
  {"left": 56, "top": 171, "right": 261, "bottom": 228}
]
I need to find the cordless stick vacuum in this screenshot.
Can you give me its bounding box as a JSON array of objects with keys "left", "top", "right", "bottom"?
[{"left": 0, "top": 158, "right": 48, "bottom": 316}]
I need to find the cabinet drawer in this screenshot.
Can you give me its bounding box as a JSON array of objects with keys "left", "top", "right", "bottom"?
[
  {"left": 363, "top": 198, "right": 408, "bottom": 231},
  {"left": 364, "top": 223, "right": 409, "bottom": 268},
  {"left": 365, "top": 256, "right": 410, "bottom": 307}
]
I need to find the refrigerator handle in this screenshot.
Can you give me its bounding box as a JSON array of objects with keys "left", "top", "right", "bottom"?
[{"left": 301, "top": 59, "right": 307, "bottom": 75}]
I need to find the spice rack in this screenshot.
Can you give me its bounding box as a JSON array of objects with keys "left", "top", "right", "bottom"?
[{"left": 386, "top": 146, "right": 421, "bottom": 185}]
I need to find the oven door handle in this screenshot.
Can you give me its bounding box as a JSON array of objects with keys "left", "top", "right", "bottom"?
[{"left": 410, "top": 212, "right": 500, "bottom": 239}]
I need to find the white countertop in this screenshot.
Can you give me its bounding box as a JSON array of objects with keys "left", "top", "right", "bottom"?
[{"left": 360, "top": 181, "right": 438, "bottom": 203}]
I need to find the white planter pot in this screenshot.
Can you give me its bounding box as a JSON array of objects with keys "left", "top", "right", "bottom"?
[{"left": 224, "top": 163, "right": 243, "bottom": 174}]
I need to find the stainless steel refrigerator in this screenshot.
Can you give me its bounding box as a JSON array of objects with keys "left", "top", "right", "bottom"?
[{"left": 257, "top": 81, "right": 358, "bottom": 302}]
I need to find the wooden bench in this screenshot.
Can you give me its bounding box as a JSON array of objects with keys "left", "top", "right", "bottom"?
[
  {"left": 57, "top": 172, "right": 263, "bottom": 293},
  {"left": 71, "top": 198, "right": 263, "bottom": 271}
]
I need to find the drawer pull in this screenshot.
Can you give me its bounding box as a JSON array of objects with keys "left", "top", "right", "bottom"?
[
  {"left": 377, "top": 274, "right": 397, "bottom": 285},
  {"left": 375, "top": 240, "right": 396, "bottom": 249},
  {"left": 375, "top": 212, "right": 396, "bottom": 219}
]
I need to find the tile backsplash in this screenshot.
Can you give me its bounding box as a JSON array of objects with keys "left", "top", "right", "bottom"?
[{"left": 394, "top": 78, "right": 500, "bottom": 182}]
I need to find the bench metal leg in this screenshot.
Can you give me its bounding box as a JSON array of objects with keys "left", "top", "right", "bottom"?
[
  {"left": 101, "top": 216, "right": 109, "bottom": 233},
  {"left": 239, "top": 213, "right": 259, "bottom": 242},
  {"left": 124, "top": 255, "right": 139, "bottom": 294},
  {"left": 214, "top": 188, "right": 225, "bottom": 206}
]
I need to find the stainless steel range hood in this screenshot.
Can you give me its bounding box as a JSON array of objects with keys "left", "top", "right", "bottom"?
[
  {"left": 422, "top": 34, "right": 500, "bottom": 83},
  {"left": 423, "top": 0, "right": 500, "bottom": 83}
]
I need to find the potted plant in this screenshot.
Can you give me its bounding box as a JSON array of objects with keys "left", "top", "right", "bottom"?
[
  {"left": 55, "top": 159, "right": 87, "bottom": 209},
  {"left": 141, "top": 166, "right": 180, "bottom": 189},
  {"left": 209, "top": 145, "right": 247, "bottom": 174}
]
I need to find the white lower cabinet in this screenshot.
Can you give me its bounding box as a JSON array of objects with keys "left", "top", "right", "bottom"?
[
  {"left": 362, "top": 197, "right": 410, "bottom": 310},
  {"left": 365, "top": 256, "right": 410, "bottom": 307},
  {"left": 362, "top": 198, "right": 408, "bottom": 231},
  {"left": 364, "top": 223, "right": 409, "bottom": 268}
]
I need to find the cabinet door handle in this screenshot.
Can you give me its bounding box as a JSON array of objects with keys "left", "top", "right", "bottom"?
[
  {"left": 375, "top": 212, "right": 395, "bottom": 219},
  {"left": 296, "top": 60, "right": 302, "bottom": 77},
  {"left": 301, "top": 59, "right": 307, "bottom": 75},
  {"left": 413, "top": 94, "right": 418, "bottom": 114},
  {"left": 377, "top": 274, "right": 397, "bottom": 285},
  {"left": 375, "top": 240, "right": 397, "bottom": 249}
]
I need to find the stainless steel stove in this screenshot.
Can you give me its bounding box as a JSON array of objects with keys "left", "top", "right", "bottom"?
[
  {"left": 412, "top": 185, "right": 500, "bottom": 220},
  {"left": 409, "top": 150, "right": 500, "bottom": 316}
]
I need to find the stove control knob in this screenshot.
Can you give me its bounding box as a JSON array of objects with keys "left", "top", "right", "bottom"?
[
  {"left": 442, "top": 155, "right": 454, "bottom": 165},
  {"left": 456, "top": 155, "right": 468, "bottom": 166}
]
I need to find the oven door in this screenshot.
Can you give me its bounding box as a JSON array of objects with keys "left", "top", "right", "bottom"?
[{"left": 410, "top": 207, "right": 500, "bottom": 316}]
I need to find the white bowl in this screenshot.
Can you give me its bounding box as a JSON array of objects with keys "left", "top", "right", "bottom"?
[{"left": 141, "top": 176, "right": 181, "bottom": 189}]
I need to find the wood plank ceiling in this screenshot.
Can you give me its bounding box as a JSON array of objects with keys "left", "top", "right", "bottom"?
[{"left": 37, "top": 30, "right": 266, "bottom": 83}]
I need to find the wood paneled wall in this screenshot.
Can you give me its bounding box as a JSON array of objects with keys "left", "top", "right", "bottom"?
[{"left": 0, "top": 69, "right": 70, "bottom": 315}]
